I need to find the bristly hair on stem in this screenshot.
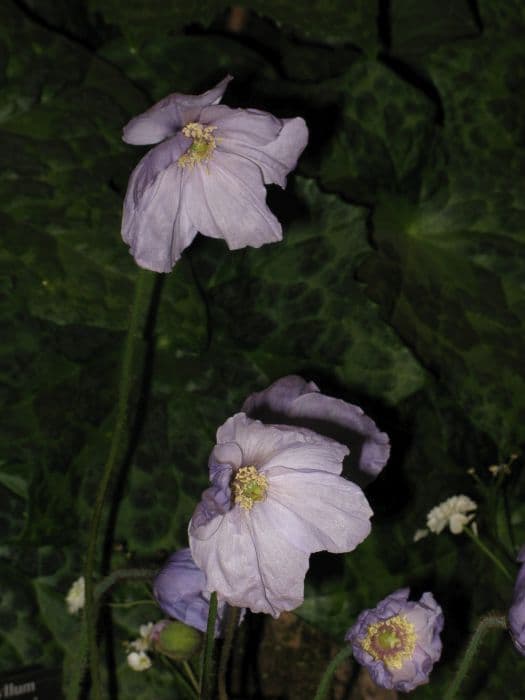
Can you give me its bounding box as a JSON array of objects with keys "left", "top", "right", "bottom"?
[
  {"left": 218, "top": 606, "right": 241, "bottom": 700},
  {"left": 443, "top": 613, "right": 507, "bottom": 700},
  {"left": 81, "top": 269, "right": 157, "bottom": 700},
  {"left": 313, "top": 645, "right": 353, "bottom": 700}
]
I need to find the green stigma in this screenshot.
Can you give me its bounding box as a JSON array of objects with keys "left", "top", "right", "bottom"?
[
  {"left": 361, "top": 614, "right": 417, "bottom": 670},
  {"left": 232, "top": 466, "right": 268, "bottom": 510},
  {"left": 377, "top": 629, "right": 400, "bottom": 650},
  {"left": 178, "top": 122, "right": 217, "bottom": 168}
]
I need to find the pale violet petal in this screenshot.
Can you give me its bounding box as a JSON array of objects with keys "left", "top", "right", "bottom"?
[
  {"left": 122, "top": 133, "right": 198, "bottom": 272},
  {"left": 214, "top": 413, "right": 347, "bottom": 474},
  {"left": 190, "top": 507, "right": 305, "bottom": 616},
  {"left": 200, "top": 106, "right": 308, "bottom": 187},
  {"left": 215, "top": 414, "right": 304, "bottom": 468},
  {"left": 221, "top": 119, "right": 308, "bottom": 187},
  {"left": 261, "top": 440, "right": 348, "bottom": 475},
  {"left": 209, "top": 441, "right": 243, "bottom": 481},
  {"left": 185, "top": 152, "right": 282, "bottom": 250},
  {"left": 243, "top": 376, "right": 390, "bottom": 482},
  {"left": 248, "top": 504, "right": 309, "bottom": 616},
  {"left": 153, "top": 548, "right": 227, "bottom": 635},
  {"left": 123, "top": 76, "right": 233, "bottom": 145},
  {"left": 265, "top": 467, "right": 372, "bottom": 553},
  {"left": 242, "top": 375, "right": 319, "bottom": 420},
  {"left": 201, "top": 105, "right": 283, "bottom": 144}
]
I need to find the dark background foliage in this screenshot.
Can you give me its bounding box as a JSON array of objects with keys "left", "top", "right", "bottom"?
[{"left": 1, "top": 0, "right": 524, "bottom": 697}]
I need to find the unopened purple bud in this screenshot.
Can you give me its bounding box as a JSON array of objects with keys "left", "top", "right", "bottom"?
[{"left": 154, "top": 548, "right": 226, "bottom": 635}]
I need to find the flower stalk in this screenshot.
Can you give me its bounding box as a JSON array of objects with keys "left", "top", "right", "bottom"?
[
  {"left": 82, "top": 269, "right": 156, "bottom": 700},
  {"left": 464, "top": 526, "right": 513, "bottom": 581},
  {"left": 443, "top": 613, "right": 507, "bottom": 700},
  {"left": 200, "top": 591, "right": 218, "bottom": 700},
  {"left": 218, "top": 606, "right": 241, "bottom": 700},
  {"left": 313, "top": 646, "right": 353, "bottom": 700}
]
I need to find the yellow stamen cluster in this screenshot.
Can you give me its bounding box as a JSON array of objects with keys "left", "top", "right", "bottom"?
[
  {"left": 232, "top": 466, "right": 268, "bottom": 510},
  {"left": 361, "top": 614, "right": 416, "bottom": 670},
  {"left": 178, "top": 122, "right": 217, "bottom": 168}
]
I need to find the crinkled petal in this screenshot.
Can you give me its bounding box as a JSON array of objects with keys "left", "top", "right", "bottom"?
[
  {"left": 184, "top": 151, "right": 282, "bottom": 250},
  {"left": 261, "top": 440, "right": 348, "bottom": 475},
  {"left": 242, "top": 376, "right": 318, "bottom": 421},
  {"left": 346, "top": 589, "right": 443, "bottom": 692},
  {"left": 202, "top": 106, "right": 283, "bottom": 144},
  {"left": 214, "top": 413, "right": 347, "bottom": 475},
  {"left": 243, "top": 375, "right": 390, "bottom": 483},
  {"left": 123, "top": 75, "right": 233, "bottom": 145},
  {"left": 264, "top": 467, "right": 372, "bottom": 553},
  {"left": 190, "top": 484, "right": 231, "bottom": 532},
  {"left": 122, "top": 133, "right": 198, "bottom": 272},
  {"left": 200, "top": 105, "right": 308, "bottom": 187},
  {"left": 248, "top": 504, "right": 309, "bottom": 616},
  {"left": 208, "top": 441, "right": 244, "bottom": 481},
  {"left": 153, "top": 549, "right": 227, "bottom": 635},
  {"left": 189, "top": 507, "right": 307, "bottom": 616}
]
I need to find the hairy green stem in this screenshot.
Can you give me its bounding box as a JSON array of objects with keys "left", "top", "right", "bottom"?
[
  {"left": 313, "top": 645, "right": 353, "bottom": 700},
  {"left": 443, "top": 613, "right": 507, "bottom": 700},
  {"left": 200, "top": 592, "right": 218, "bottom": 700},
  {"left": 183, "top": 661, "right": 200, "bottom": 696},
  {"left": 160, "top": 657, "right": 198, "bottom": 700},
  {"left": 217, "top": 606, "right": 241, "bottom": 700},
  {"left": 83, "top": 269, "right": 156, "bottom": 700},
  {"left": 94, "top": 568, "right": 158, "bottom": 600},
  {"left": 64, "top": 568, "right": 157, "bottom": 698},
  {"left": 464, "top": 527, "right": 513, "bottom": 581}
]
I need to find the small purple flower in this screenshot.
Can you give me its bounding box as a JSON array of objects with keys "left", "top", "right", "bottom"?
[
  {"left": 509, "top": 546, "right": 525, "bottom": 654},
  {"left": 154, "top": 548, "right": 226, "bottom": 635},
  {"left": 345, "top": 589, "right": 443, "bottom": 692},
  {"left": 189, "top": 413, "right": 372, "bottom": 617},
  {"left": 242, "top": 375, "right": 390, "bottom": 484},
  {"left": 121, "top": 76, "right": 308, "bottom": 272}
]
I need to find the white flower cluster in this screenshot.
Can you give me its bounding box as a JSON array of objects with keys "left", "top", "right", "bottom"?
[
  {"left": 413, "top": 495, "right": 477, "bottom": 541},
  {"left": 126, "top": 623, "right": 154, "bottom": 672},
  {"left": 65, "top": 577, "right": 85, "bottom": 614}
]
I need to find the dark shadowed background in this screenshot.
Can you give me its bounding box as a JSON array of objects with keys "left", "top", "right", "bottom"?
[{"left": 1, "top": 1, "right": 524, "bottom": 697}]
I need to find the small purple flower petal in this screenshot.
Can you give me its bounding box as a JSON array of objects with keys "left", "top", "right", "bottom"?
[
  {"left": 345, "top": 589, "right": 444, "bottom": 692},
  {"left": 121, "top": 77, "right": 307, "bottom": 272},
  {"left": 190, "top": 413, "right": 372, "bottom": 617},
  {"left": 123, "top": 76, "right": 233, "bottom": 145},
  {"left": 508, "top": 548, "right": 525, "bottom": 654},
  {"left": 242, "top": 375, "right": 390, "bottom": 483},
  {"left": 154, "top": 548, "right": 226, "bottom": 635}
]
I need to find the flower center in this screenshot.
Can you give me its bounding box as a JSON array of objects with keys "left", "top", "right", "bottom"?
[
  {"left": 232, "top": 466, "right": 268, "bottom": 510},
  {"left": 361, "top": 614, "right": 416, "bottom": 670},
  {"left": 178, "top": 122, "right": 217, "bottom": 168}
]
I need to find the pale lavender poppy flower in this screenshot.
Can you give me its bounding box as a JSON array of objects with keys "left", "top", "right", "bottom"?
[
  {"left": 345, "top": 589, "right": 443, "bottom": 692},
  {"left": 154, "top": 548, "right": 226, "bottom": 635},
  {"left": 189, "top": 413, "right": 372, "bottom": 617},
  {"left": 509, "top": 546, "right": 525, "bottom": 654},
  {"left": 121, "top": 76, "right": 308, "bottom": 272},
  {"left": 242, "top": 375, "right": 390, "bottom": 484}
]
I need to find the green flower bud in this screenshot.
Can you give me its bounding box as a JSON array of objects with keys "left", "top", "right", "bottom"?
[{"left": 154, "top": 621, "right": 202, "bottom": 661}]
